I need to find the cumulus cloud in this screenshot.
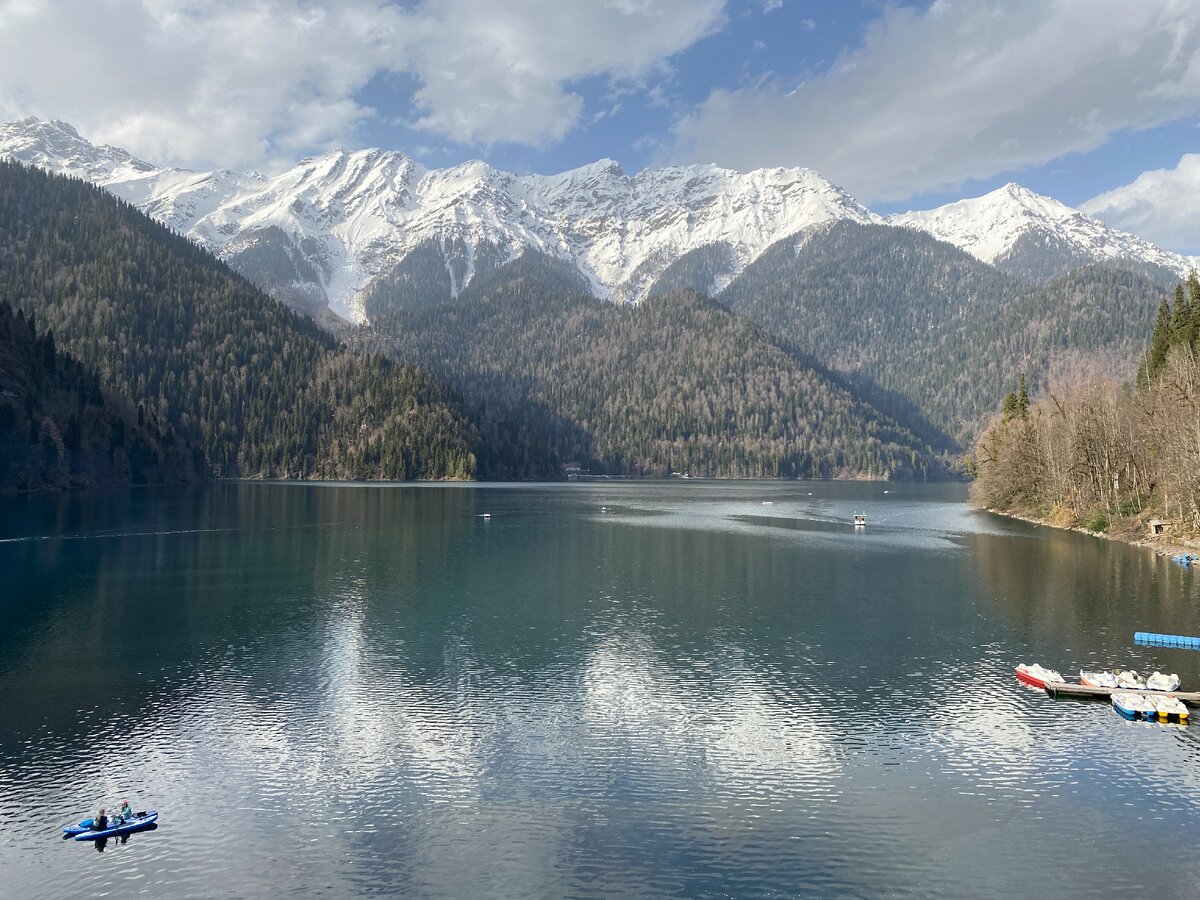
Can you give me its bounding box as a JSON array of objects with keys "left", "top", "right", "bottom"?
[
  {"left": 0, "top": 0, "right": 723, "bottom": 170},
  {"left": 671, "top": 0, "right": 1200, "bottom": 202},
  {"left": 0, "top": 0, "right": 390, "bottom": 169},
  {"left": 402, "top": 0, "right": 725, "bottom": 146},
  {"left": 1082, "top": 154, "right": 1200, "bottom": 254}
]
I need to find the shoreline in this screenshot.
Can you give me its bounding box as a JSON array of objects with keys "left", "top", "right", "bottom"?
[{"left": 978, "top": 505, "right": 1200, "bottom": 559}]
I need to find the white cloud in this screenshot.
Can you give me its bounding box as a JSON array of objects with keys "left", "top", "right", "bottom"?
[
  {"left": 0, "top": 0, "right": 724, "bottom": 170},
  {"left": 0, "top": 0, "right": 390, "bottom": 170},
  {"left": 671, "top": 0, "right": 1200, "bottom": 202},
  {"left": 402, "top": 0, "right": 724, "bottom": 147},
  {"left": 1082, "top": 154, "right": 1200, "bottom": 254}
]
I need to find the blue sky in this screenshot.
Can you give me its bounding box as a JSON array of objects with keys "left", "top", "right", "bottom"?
[
  {"left": 355, "top": 0, "right": 859, "bottom": 176},
  {"left": 2, "top": 1, "right": 1200, "bottom": 250}
]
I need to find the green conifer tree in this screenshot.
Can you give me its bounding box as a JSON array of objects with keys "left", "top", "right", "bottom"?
[
  {"left": 1001, "top": 389, "right": 1020, "bottom": 421},
  {"left": 1141, "top": 298, "right": 1173, "bottom": 382},
  {"left": 1171, "top": 282, "right": 1190, "bottom": 343},
  {"left": 1188, "top": 271, "right": 1200, "bottom": 349}
]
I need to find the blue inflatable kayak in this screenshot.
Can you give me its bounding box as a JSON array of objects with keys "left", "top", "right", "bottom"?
[{"left": 66, "top": 811, "right": 158, "bottom": 840}]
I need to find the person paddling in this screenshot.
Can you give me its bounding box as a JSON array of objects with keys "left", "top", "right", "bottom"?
[
  {"left": 92, "top": 808, "right": 108, "bottom": 832},
  {"left": 114, "top": 800, "right": 134, "bottom": 825}
]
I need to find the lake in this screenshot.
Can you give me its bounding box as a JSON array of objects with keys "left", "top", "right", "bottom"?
[{"left": 2, "top": 481, "right": 1199, "bottom": 898}]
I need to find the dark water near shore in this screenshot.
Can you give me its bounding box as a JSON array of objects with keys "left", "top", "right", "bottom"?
[{"left": 2, "top": 481, "right": 1200, "bottom": 898}]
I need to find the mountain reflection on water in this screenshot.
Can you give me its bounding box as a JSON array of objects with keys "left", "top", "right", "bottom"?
[{"left": 2, "top": 481, "right": 1199, "bottom": 898}]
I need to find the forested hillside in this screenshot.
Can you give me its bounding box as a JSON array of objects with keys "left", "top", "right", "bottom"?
[
  {"left": 356, "top": 251, "right": 945, "bottom": 480},
  {"left": 0, "top": 161, "right": 477, "bottom": 481},
  {"left": 3, "top": 159, "right": 1160, "bottom": 489},
  {"left": 0, "top": 301, "right": 202, "bottom": 490},
  {"left": 972, "top": 274, "right": 1200, "bottom": 536},
  {"left": 714, "top": 222, "right": 1163, "bottom": 446}
]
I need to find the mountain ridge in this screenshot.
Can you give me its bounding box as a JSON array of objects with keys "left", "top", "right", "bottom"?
[
  {"left": 888, "top": 182, "right": 1194, "bottom": 283},
  {"left": 0, "top": 159, "right": 479, "bottom": 481},
  {"left": 6, "top": 117, "right": 1187, "bottom": 326},
  {"left": 0, "top": 118, "right": 876, "bottom": 321}
]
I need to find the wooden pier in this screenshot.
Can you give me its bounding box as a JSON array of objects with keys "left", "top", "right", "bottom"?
[{"left": 1044, "top": 681, "right": 1200, "bottom": 706}]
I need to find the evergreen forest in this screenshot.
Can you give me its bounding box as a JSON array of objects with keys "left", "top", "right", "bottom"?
[
  {"left": 0, "top": 300, "right": 203, "bottom": 490},
  {"left": 3, "top": 158, "right": 1169, "bottom": 492},
  {"left": 714, "top": 223, "right": 1166, "bottom": 447},
  {"left": 0, "top": 161, "right": 477, "bottom": 485},
  {"left": 356, "top": 252, "right": 945, "bottom": 480}
]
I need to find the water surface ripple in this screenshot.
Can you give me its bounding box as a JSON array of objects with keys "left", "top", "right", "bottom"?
[{"left": 2, "top": 482, "right": 1199, "bottom": 897}]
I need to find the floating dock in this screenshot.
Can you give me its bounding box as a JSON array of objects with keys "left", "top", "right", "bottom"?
[
  {"left": 1044, "top": 681, "right": 1200, "bottom": 706},
  {"left": 1134, "top": 631, "right": 1200, "bottom": 649}
]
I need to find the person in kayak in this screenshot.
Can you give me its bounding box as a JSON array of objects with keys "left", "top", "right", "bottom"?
[
  {"left": 114, "top": 800, "right": 134, "bottom": 825},
  {"left": 92, "top": 809, "right": 108, "bottom": 831}
]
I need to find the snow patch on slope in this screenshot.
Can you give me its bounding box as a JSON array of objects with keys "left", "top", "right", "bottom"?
[
  {"left": 890, "top": 183, "right": 1198, "bottom": 277},
  {"left": 4, "top": 118, "right": 1195, "bottom": 323},
  {"left": 0, "top": 118, "right": 876, "bottom": 322}
]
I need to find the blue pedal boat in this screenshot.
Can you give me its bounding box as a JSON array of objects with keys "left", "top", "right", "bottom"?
[{"left": 64, "top": 810, "right": 158, "bottom": 840}]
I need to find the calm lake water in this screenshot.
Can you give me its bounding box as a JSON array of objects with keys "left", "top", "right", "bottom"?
[{"left": 2, "top": 481, "right": 1200, "bottom": 898}]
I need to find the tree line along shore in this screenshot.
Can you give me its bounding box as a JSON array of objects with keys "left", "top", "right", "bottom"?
[{"left": 971, "top": 273, "right": 1200, "bottom": 554}]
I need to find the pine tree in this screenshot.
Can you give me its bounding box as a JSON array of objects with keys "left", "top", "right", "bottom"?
[
  {"left": 1142, "top": 298, "right": 1173, "bottom": 382},
  {"left": 1171, "top": 282, "right": 1190, "bottom": 344}
]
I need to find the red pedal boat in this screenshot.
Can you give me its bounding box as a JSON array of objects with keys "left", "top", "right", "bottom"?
[{"left": 1015, "top": 663, "right": 1062, "bottom": 689}]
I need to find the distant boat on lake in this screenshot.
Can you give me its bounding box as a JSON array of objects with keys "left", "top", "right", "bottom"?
[{"left": 853, "top": 512, "right": 867, "bottom": 527}]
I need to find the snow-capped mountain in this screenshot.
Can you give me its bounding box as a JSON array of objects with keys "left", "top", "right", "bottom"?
[
  {"left": 2, "top": 117, "right": 1194, "bottom": 322},
  {"left": 889, "top": 183, "right": 1198, "bottom": 282},
  {"left": 0, "top": 118, "right": 876, "bottom": 321}
]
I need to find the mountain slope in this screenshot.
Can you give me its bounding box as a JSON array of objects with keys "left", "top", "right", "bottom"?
[
  {"left": 5, "top": 118, "right": 1196, "bottom": 324},
  {"left": 0, "top": 118, "right": 878, "bottom": 320},
  {"left": 0, "top": 301, "right": 202, "bottom": 490},
  {"left": 717, "top": 222, "right": 1163, "bottom": 446},
  {"left": 4, "top": 118, "right": 1193, "bottom": 325},
  {"left": 890, "top": 183, "right": 1194, "bottom": 283},
  {"left": 0, "top": 160, "right": 477, "bottom": 481},
  {"left": 354, "top": 252, "right": 945, "bottom": 480}
]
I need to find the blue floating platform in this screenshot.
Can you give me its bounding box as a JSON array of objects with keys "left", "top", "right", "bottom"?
[{"left": 1135, "top": 631, "right": 1200, "bottom": 649}]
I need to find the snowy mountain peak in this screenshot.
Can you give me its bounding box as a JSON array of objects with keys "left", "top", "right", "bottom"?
[
  {"left": 568, "top": 157, "right": 625, "bottom": 178},
  {"left": 0, "top": 116, "right": 157, "bottom": 181},
  {"left": 2, "top": 116, "right": 1194, "bottom": 320},
  {"left": 980, "top": 182, "right": 1081, "bottom": 220},
  {"left": 12, "top": 116, "right": 80, "bottom": 139},
  {"left": 0, "top": 117, "right": 880, "bottom": 319},
  {"left": 890, "top": 183, "right": 1197, "bottom": 279}
]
